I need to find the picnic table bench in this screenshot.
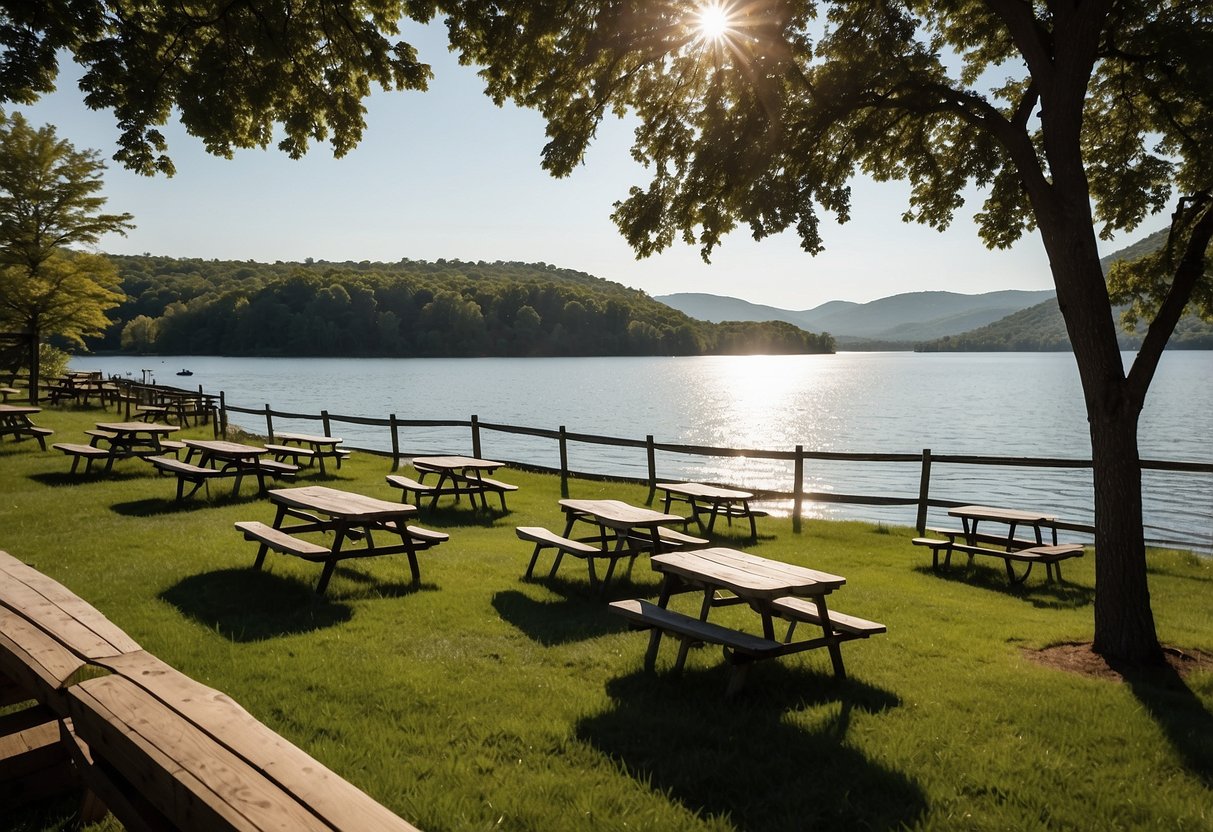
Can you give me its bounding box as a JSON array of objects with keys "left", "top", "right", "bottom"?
[
  {"left": 273, "top": 432, "right": 350, "bottom": 475},
  {"left": 410, "top": 456, "right": 518, "bottom": 511},
  {"left": 0, "top": 550, "right": 422, "bottom": 830},
  {"left": 656, "top": 481, "right": 768, "bottom": 539}
]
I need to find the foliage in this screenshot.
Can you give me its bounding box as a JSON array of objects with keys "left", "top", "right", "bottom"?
[
  {"left": 87, "top": 254, "right": 835, "bottom": 357},
  {"left": 2, "top": 406, "right": 1211, "bottom": 831},
  {"left": 0, "top": 1, "right": 439, "bottom": 175},
  {"left": 0, "top": 110, "right": 130, "bottom": 399}
]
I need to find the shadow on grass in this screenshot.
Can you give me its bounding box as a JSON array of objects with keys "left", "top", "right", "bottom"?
[
  {"left": 914, "top": 563, "right": 1095, "bottom": 609},
  {"left": 161, "top": 568, "right": 353, "bottom": 641},
  {"left": 408, "top": 505, "right": 511, "bottom": 529},
  {"left": 29, "top": 470, "right": 145, "bottom": 487},
  {"left": 1117, "top": 659, "right": 1213, "bottom": 787},
  {"left": 577, "top": 667, "right": 921, "bottom": 830},
  {"left": 492, "top": 589, "right": 624, "bottom": 645}
]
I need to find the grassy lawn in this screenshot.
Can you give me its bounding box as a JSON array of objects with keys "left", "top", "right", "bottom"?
[{"left": 3, "top": 406, "right": 1211, "bottom": 832}]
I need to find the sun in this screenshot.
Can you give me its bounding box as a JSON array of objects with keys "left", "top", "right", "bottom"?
[{"left": 696, "top": 2, "right": 734, "bottom": 42}]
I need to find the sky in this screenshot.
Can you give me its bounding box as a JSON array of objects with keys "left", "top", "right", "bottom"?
[{"left": 16, "top": 21, "right": 1141, "bottom": 311}]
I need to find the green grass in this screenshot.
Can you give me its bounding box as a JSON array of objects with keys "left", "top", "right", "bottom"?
[{"left": 3, "top": 406, "right": 1212, "bottom": 832}]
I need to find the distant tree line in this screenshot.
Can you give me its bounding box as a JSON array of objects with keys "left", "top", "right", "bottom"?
[{"left": 88, "top": 256, "right": 835, "bottom": 357}]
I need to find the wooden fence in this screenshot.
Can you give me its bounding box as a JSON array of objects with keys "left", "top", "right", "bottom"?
[{"left": 217, "top": 394, "right": 1213, "bottom": 547}]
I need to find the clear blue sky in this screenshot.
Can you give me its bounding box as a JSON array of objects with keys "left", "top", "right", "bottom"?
[{"left": 19, "top": 21, "right": 1139, "bottom": 310}]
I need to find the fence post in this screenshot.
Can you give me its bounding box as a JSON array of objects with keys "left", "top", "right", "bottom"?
[
  {"left": 219, "top": 391, "right": 227, "bottom": 437},
  {"left": 559, "top": 425, "right": 569, "bottom": 498},
  {"left": 264, "top": 404, "right": 273, "bottom": 440},
  {"left": 471, "top": 414, "right": 482, "bottom": 458},
  {"left": 321, "top": 410, "right": 331, "bottom": 437},
  {"left": 916, "top": 448, "right": 933, "bottom": 534},
  {"left": 645, "top": 435, "right": 657, "bottom": 505},
  {"left": 390, "top": 414, "right": 401, "bottom": 472},
  {"left": 792, "top": 445, "right": 804, "bottom": 534}
]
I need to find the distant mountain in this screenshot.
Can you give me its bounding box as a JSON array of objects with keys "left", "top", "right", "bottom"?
[
  {"left": 656, "top": 289, "right": 1056, "bottom": 343},
  {"left": 916, "top": 227, "right": 1213, "bottom": 351}
]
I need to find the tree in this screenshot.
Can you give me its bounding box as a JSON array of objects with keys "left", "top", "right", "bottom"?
[
  {"left": 0, "top": 0, "right": 438, "bottom": 175},
  {"left": 0, "top": 111, "right": 132, "bottom": 399},
  {"left": 436, "top": 1, "right": 1213, "bottom": 664}
]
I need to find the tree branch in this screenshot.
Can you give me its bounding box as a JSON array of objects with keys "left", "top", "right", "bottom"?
[{"left": 1126, "top": 193, "right": 1213, "bottom": 401}]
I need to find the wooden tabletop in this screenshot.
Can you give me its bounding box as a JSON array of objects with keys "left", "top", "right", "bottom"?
[
  {"left": 96, "top": 421, "right": 180, "bottom": 434},
  {"left": 656, "top": 482, "right": 754, "bottom": 500},
  {"left": 948, "top": 505, "right": 1057, "bottom": 524},
  {"left": 183, "top": 439, "right": 266, "bottom": 457},
  {"left": 651, "top": 547, "right": 846, "bottom": 600},
  {"left": 559, "top": 499, "right": 682, "bottom": 529},
  {"left": 269, "top": 486, "right": 416, "bottom": 520},
  {"left": 275, "top": 432, "right": 342, "bottom": 446},
  {"left": 0, "top": 404, "right": 39, "bottom": 416},
  {"left": 413, "top": 455, "right": 504, "bottom": 471}
]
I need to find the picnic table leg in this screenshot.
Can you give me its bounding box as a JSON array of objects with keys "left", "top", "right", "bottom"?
[
  {"left": 812, "top": 597, "right": 847, "bottom": 680},
  {"left": 744, "top": 501, "right": 758, "bottom": 539},
  {"left": 315, "top": 528, "right": 349, "bottom": 594}
]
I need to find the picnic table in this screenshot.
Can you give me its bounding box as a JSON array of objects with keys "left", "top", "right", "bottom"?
[
  {"left": 516, "top": 498, "right": 706, "bottom": 592},
  {"left": 656, "top": 481, "right": 767, "bottom": 538},
  {"left": 235, "top": 485, "right": 448, "bottom": 593},
  {"left": 0, "top": 404, "right": 52, "bottom": 450},
  {"left": 409, "top": 455, "right": 515, "bottom": 511},
  {"left": 272, "top": 431, "right": 348, "bottom": 475},
  {"left": 147, "top": 438, "right": 297, "bottom": 498},
  {"left": 913, "top": 504, "right": 1084, "bottom": 583},
  {"left": 609, "top": 547, "right": 885, "bottom": 697},
  {"left": 53, "top": 420, "right": 181, "bottom": 473}
]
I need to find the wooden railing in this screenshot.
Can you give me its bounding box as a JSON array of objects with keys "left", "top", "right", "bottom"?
[{"left": 218, "top": 394, "right": 1213, "bottom": 550}]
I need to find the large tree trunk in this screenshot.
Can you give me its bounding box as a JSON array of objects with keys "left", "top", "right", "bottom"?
[
  {"left": 1088, "top": 402, "right": 1162, "bottom": 663},
  {"left": 1045, "top": 222, "right": 1164, "bottom": 665}
]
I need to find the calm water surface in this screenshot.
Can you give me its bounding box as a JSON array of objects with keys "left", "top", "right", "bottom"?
[{"left": 71, "top": 352, "right": 1213, "bottom": 550}]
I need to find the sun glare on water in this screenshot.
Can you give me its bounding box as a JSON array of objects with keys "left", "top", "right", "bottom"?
[{"left": 697, "top": 2, "right": 734, "bottom": 42}]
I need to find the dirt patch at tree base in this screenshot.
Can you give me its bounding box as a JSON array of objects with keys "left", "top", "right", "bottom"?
[{"left": 1024, "top": 641, "right": 1212, "bottom": 683}]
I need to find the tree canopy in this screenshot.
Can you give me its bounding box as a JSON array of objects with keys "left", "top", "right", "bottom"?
[
  {"left": 0, "top": 0, "right": 439, "bottom": 175},
  {"left": 0, "top": 110, "right": 130, "bottom": 398}
]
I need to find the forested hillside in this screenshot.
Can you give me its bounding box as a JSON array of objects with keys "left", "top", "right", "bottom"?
[{"left": 87, "top": 256, "right": 835, "bottom": 357}]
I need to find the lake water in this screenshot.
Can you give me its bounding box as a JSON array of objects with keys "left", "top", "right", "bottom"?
[{"left": 70, "top": 352, "right": 1213, "bottom": 551}]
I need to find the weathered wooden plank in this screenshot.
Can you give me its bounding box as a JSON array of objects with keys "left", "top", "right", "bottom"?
[
  {"left": 0, "top": 611, "right": 86, "bottom": 703},
  {"left": 96, "top": 652, "right": 420, "bottom": 832},
  {"left": 68, "top": 674, "right": 333, "bottom": 832}
]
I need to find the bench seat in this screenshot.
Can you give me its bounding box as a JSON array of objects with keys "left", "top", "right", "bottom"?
[
  {"left": 235, "top": 521, "right": 332, "bottom": 565},
  {"left": 385, "top": 474, "right": 437, "bottom": 504},
  {"left": 517, "top": 526, "right": 627, "bottom": 591},
  {"left": 148, "top": 455, "right": 227, "bottom": 500},
  {"left": 51, "top": 442, "right": 110, "bottom": 473},
  {"left": 768, "top": 596, "right": 887, "bottom": 640},
  {"left": 69, "top": 651, "right": 420, "bottom": 832},
  {"left": 608, "top": 599, "right": 782, "bottom": 698},
  {"left": 264, "top": 443, "right": 317, "bottom": 465},
  {"left": 947, "top": 542, "right": 1084, "bottom": 584}
]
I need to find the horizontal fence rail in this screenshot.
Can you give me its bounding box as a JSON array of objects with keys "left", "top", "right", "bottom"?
[{"left": 218, "top": 395, "right": 1213, "bottom": 552}]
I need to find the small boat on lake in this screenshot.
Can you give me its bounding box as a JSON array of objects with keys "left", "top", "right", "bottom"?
[{"left": 176, "top": 369, "right": 193, "bottom": 376}]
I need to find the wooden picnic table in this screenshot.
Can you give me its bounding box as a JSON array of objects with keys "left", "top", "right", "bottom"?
[
  {"left": 912, "top": 504, "right": 1084, "bottom": 583},
  {"left": 274, "top": 431, "right": 347, "bottom": 475},
  {"left": 0, "top": 404, "right": 51, "bottom": 450},
  {"left": 560, "top": 498, "right": 685, "bottom": 556},
  {"left": 240, "top": 486, "right": 446, "bottom": 593},
  {"left": 656, "top": 481, "right": 766, "bottom": 538},
  {"left": 412, "top": 455, "right": 506, "bottom": 510},
  {"left": 91, "top": 421, "right": 180, "bottom": 471},
  {"left": 181, "top": 439, "right": 278, "bottom": 497},
  {"left": 609, "top": 547, "right": 884, "bottom": 696}
]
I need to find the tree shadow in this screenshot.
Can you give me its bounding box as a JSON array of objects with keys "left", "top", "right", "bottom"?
[
  {"left": 914, "top": 563, "right": 1095, "bottom": 609},
  {"left": 577, "top": 667, "right": 922, "bottom": 830},
  {"left": 518, "top": 565, "right": 663, "bottom": 602},
  {"left": 1115, "top": 657, "right": 1213, "bottom": 787},
  {"left": 408, "top": 505, "right": 511, "bottom": 528},
  {"left": 29, "top": 470, "right": 145, "bottom": 487},
  {"left": 492, "top": 589, "right": 623, "bottom": 646},
  {"left": 160, "top": 568, "right": 352, "bottom": 642}
]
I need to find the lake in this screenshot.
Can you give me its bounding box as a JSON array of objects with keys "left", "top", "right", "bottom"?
[{"left": 69, "top": 351, "right": 1213, "bottom": 551}]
